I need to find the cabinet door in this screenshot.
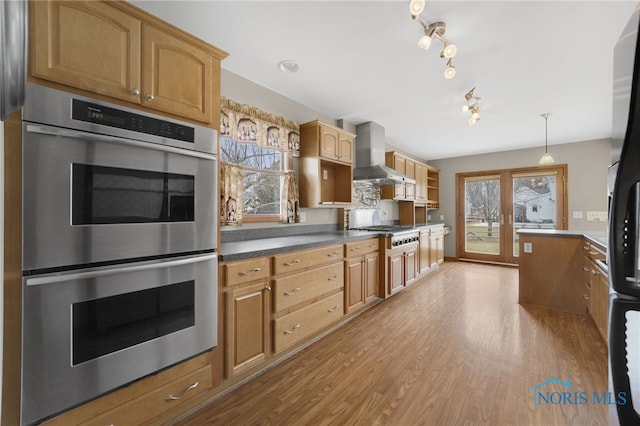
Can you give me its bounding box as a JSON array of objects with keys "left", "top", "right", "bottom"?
[
  {"left": 436, "top": 237, "right": 445, "bottom": 264},
  {"left": 345, "top": 258, "right": 365, "bottom": 314},
  {"left": 319, "top": 125, "right": 339, "bottom": 160},
  {"left": 405, "top": 249, "right": 417, "bottom": 284},
  {"left": 394, "top": 156, "right": 406, "bottom": 199},
  {"left": 142, "top": 24, "right": 213, "bottom": 123},
  {"left": 338, "top": 132, "right": 354, "bottom": 164},
  {"left": 419, "top": 231, "right": 431, "bottom": 274},
  {"left": 226, "top": 282, "right": 271, "bottom": 377},
  {"left": 415, "top": 164, "right": 428, "bottom": 203},
  {"left": 595, "top": 272, "right": 609, "bottom": 342},
  {"left": 31, "top": 0, "right": 141, "bottom": 103},
  {"left": 364, "top": 252, "right": 380, "bottom": 302},
  {"left": 388, "top": 254, "right": 404, "bottom": 295},
  {"left": 404, "top": 159, "right": 415, "bottom": 199}
]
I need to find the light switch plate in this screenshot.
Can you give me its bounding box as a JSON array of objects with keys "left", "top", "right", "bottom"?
[
  {"left": 586, "top": 211, "right": 608, "bottom": 222},
  {"left": 523, "top": 242, "right": 533, "bottom": 253},
  {"left": 573, "top": 211, "right": 583, "bottom": 219}
]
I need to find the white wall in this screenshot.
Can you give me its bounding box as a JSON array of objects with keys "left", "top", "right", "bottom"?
[{"left": 428, "top": 138, "right": 611, "bottom": 258}]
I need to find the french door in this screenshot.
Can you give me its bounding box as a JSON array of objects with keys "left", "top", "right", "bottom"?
[{"left": 456, "top": 165, "right": 567, "bottom": 265}]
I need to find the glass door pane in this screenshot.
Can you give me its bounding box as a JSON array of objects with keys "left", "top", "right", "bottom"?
[
  {"left": 512, "top": 172, "right": 558, "bottom": 258},
  {"left": 464, "top": 176, "right": 501, "bottom": 256}
]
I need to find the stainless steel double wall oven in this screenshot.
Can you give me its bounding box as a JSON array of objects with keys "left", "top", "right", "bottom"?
[{"left": 20, "top": 84, "right": 218, "bottom": 425}]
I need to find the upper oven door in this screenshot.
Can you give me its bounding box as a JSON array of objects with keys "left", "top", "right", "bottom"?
[{"left": 23, "top": 123, "right": 217, "bottom": 272}]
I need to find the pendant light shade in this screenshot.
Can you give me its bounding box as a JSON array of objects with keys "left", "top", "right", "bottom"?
[{"left": 539, "top": 113, "right": 555, "bottom": 165}]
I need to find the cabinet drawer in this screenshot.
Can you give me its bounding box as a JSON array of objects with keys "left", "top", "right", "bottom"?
[
  {"left": 273, "top": 262, "right": 343, "bottom": 312},
  {"left": 224, "top": 257, "right": 271, "bottom": 286},
  {"left": 273, "top": 245, "right": 342, "bottom": 275},
  {"left": 274, "top": 292, "right": 343, "bottom": 353},
  {"left": 82, "top": 365, "right": 211, "bottom": 426},
  {"left": 345, "top": 238, "right": 379, "bottom": 257}
]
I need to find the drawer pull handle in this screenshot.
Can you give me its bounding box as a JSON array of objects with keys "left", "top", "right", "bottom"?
[
  {"left": 583, "top": 267, "right": 590, "bottom": 272},
  {"left": 327, "top": 252, "right": 341, "bottom": 257},
  {"left": 583, "top": 246, "right": 590, "bottom": 250},
  {"left": 144, "top": 93, "right": 155, "bottom": 101},
  {"left": 328, "top": 275, "right": 339, "bottom": 281},
  {"left": 583, "top": 295, "right": 590, "bottom": 300},
  {"left": 351, "top": 247, "right": 361, "bottom": 251},
  {"left": 165, "top": 381, "right": 199, "bottom": 401},
  {"left": 327, "top": 305, "right": 339, "bottom": 312},
  {"left": 283, "top": 324, "right": 301, "bottom": 334},
  {"left": 591, "top": 270, "right": 599, "bottom": 275},
  {"left": 589, "top": 251, "right": 600, "bottom": 256},
  {"left": 284, "top": 260, "right": 301, "bottom": 266},
  {"left": 265, "top": 285, "right": 272, "bottom": 291},
  {"left": 369, "top": 244, "right": 377, "bottom": 248},
  {"left": 131, "top": 88, "right": 140, "bottom": 96},
  {"left": 238, "top": 267, "right": 261, "bottom": 276},
  {"left": 284, "top": 288, "right": 301, "bottom": 296}
]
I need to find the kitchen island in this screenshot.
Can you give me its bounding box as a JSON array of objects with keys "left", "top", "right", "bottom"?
[{"left": 518, "top": 228, "right": 609, "bottom": 342}]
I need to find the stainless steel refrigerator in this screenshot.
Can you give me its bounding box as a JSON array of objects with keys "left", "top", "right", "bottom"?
[{"left": 609, "top": 6, "right": 640, "bottom": 425}]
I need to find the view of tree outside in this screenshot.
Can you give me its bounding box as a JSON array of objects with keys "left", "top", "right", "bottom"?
[
  {"left": 221, "top": 138, "right": 282, "bottom": 216},
  {"left": 464, "top": 174, "right": 557, "bottom": 256},
  {"left": 465, "top": 177, "right": 501, "bottom": 254}
]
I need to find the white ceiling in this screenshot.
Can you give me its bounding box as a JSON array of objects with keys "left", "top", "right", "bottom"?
[{"left": 131, "top": 0, "right": 636, "bottom": 160}]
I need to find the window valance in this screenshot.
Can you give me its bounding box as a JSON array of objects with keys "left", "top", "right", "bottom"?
[{"left": 220, "top": 97, "right": 300, "bottom": 153}]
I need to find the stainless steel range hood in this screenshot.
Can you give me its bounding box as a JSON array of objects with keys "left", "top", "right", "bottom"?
[{"left": 353, "top": 121, "right": 416, "bottom": 185}]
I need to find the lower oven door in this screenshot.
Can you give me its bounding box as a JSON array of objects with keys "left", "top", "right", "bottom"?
[
  {"left": 21, "top": 253, "right": 217, "bottom": 425},
  {"left": 22, "top": 122, "right": 216, "bottom": 272}
]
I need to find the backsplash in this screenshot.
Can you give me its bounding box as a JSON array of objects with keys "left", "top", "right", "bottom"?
[{"left": 353, "top": 182, "right": 380, "bottom": 207}]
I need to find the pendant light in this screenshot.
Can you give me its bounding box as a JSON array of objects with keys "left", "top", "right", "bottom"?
[{"left": 539, "top": 113, "right": 555, "bottom": 165}]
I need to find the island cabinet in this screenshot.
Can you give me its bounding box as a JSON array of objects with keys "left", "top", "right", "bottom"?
[
  {"left": 518, "top": 233, "right": 586, "bottom": 315},
  {"left": 223, "top": 257, "right": 272, "bottom": 377},
  {"left": 41, "top": 353, "right": 212, "bottom": 426},
  {"left": 272, "top": 244, "right": 345, "bottom": 353},
  {"left": 299, "top": 121, "right": 355, "bottom": 207},
  {"left": 29, "top": 0, "right": 227, "bottom": 125},
  {"left": 582, "top": 240, "right": 609, "bottom": 342},
  {"left": 344, "top": 238, "right": 381, "bottom": 314}
]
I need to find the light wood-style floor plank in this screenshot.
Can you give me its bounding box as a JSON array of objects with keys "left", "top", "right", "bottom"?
[{"left": 175, "top": 262, "right": 609, "bottom": 425}]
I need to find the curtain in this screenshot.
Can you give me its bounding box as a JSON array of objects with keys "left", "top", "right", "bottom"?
[
  {"left": 281, "top": 171, "right": 299, "bottom": 223},
  {"left": 220, "top": 162, "right": 244, "bottom": 226}
]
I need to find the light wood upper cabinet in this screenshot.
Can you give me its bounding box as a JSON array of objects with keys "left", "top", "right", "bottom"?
[
  {"left": 305, "top": 121, "right": 354, "bottom": 165},
  {"left": 30, "top": 0, "right": 227, "bottom": 125},
  {"left": 141, "top": 24, "right": 213, "bottom": 123},
  {"left": 299, "top": 120, "right": 354, "bottom": 207},
  {"left": 31, "top": 0, "right": 142, "bottom": 103}
]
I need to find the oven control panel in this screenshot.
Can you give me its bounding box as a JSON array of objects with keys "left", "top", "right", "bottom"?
[{"left": 390, "top": 231, "right": 420, "bottom": 248}]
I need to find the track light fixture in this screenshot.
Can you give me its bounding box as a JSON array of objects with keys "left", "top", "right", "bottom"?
[
  {"left": 462, "top": 87, "right": 481, "bottom": 125},
  {"left": 409, "top": 1, "right": 457, "bottom": 79}
]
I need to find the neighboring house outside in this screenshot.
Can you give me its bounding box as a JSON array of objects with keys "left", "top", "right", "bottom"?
[{"left": 514, "top": 185, "right": 556, "bottom": 225}]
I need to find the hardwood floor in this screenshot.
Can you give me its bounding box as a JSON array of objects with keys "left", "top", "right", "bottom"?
[{"left": 175, "top": 262, "right": 610, "bottom": 425}]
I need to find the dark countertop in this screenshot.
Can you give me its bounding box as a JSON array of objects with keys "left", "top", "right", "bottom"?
[
  {"left": 219, "top": 223, "right": 446, "bottom": 262},
  {"left": 517, "top": 228, "right": 607, "bottom": 250}
]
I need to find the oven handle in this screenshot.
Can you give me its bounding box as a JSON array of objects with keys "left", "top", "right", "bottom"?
[
  {"left": 25, "top": 253, "right": 217, "bottom": 286},
  {"left": 25, "top": 123, "right": 217, "bottom": 161}
]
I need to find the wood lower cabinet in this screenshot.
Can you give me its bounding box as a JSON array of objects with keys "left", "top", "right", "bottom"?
[
  {"left": 223, "top": 256, "right": 271, "bottom": 377},
  {"left": 274, "top": 292, "right": 344, "bottom": 353},
  {"left": 30, "top": 0, "right": 227, "bottom": 124},
  {"left": 583, "top": 240, "right": 609, "bottom": 342},
  {"left": 418, "top": 229, "right": 431, "bottom": 275},
  {"left": 429, "top": 227, "right": 445, "bottom": 268},
  {"left": 42, "top": 353, "right": 211, "bottom": 426},
  {"left": 387, "top": 244, "right": 418, "bottom": 296},
  {"left": 344, "top": 238, "right": 380, "bottom": 313},
  {"left": 225, "top": 281, "right": 271, "bottom": 377}
]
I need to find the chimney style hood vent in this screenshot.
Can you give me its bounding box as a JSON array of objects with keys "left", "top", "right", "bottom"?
[{"left": 353, "top": 122, "right": 416, "bottom": 185}]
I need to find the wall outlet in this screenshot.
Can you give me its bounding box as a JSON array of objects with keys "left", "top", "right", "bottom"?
[
  {"left": 523, "top": 242, "right": 533, "bottom": 253},
  {"left": 322, "top": 169, "right": 328, "bottom": 180},
  {"left": 299, "top": 212, "right": 306, "bottom": 222},
  {"left": 440, "top": 215, "right": 445, "bottom": 221},
  {"left": 427, "top": 214, "right": 432, "bottom": 221},
  {"left": 573, "top": 211, "right": 583, "bottom": 219}
]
